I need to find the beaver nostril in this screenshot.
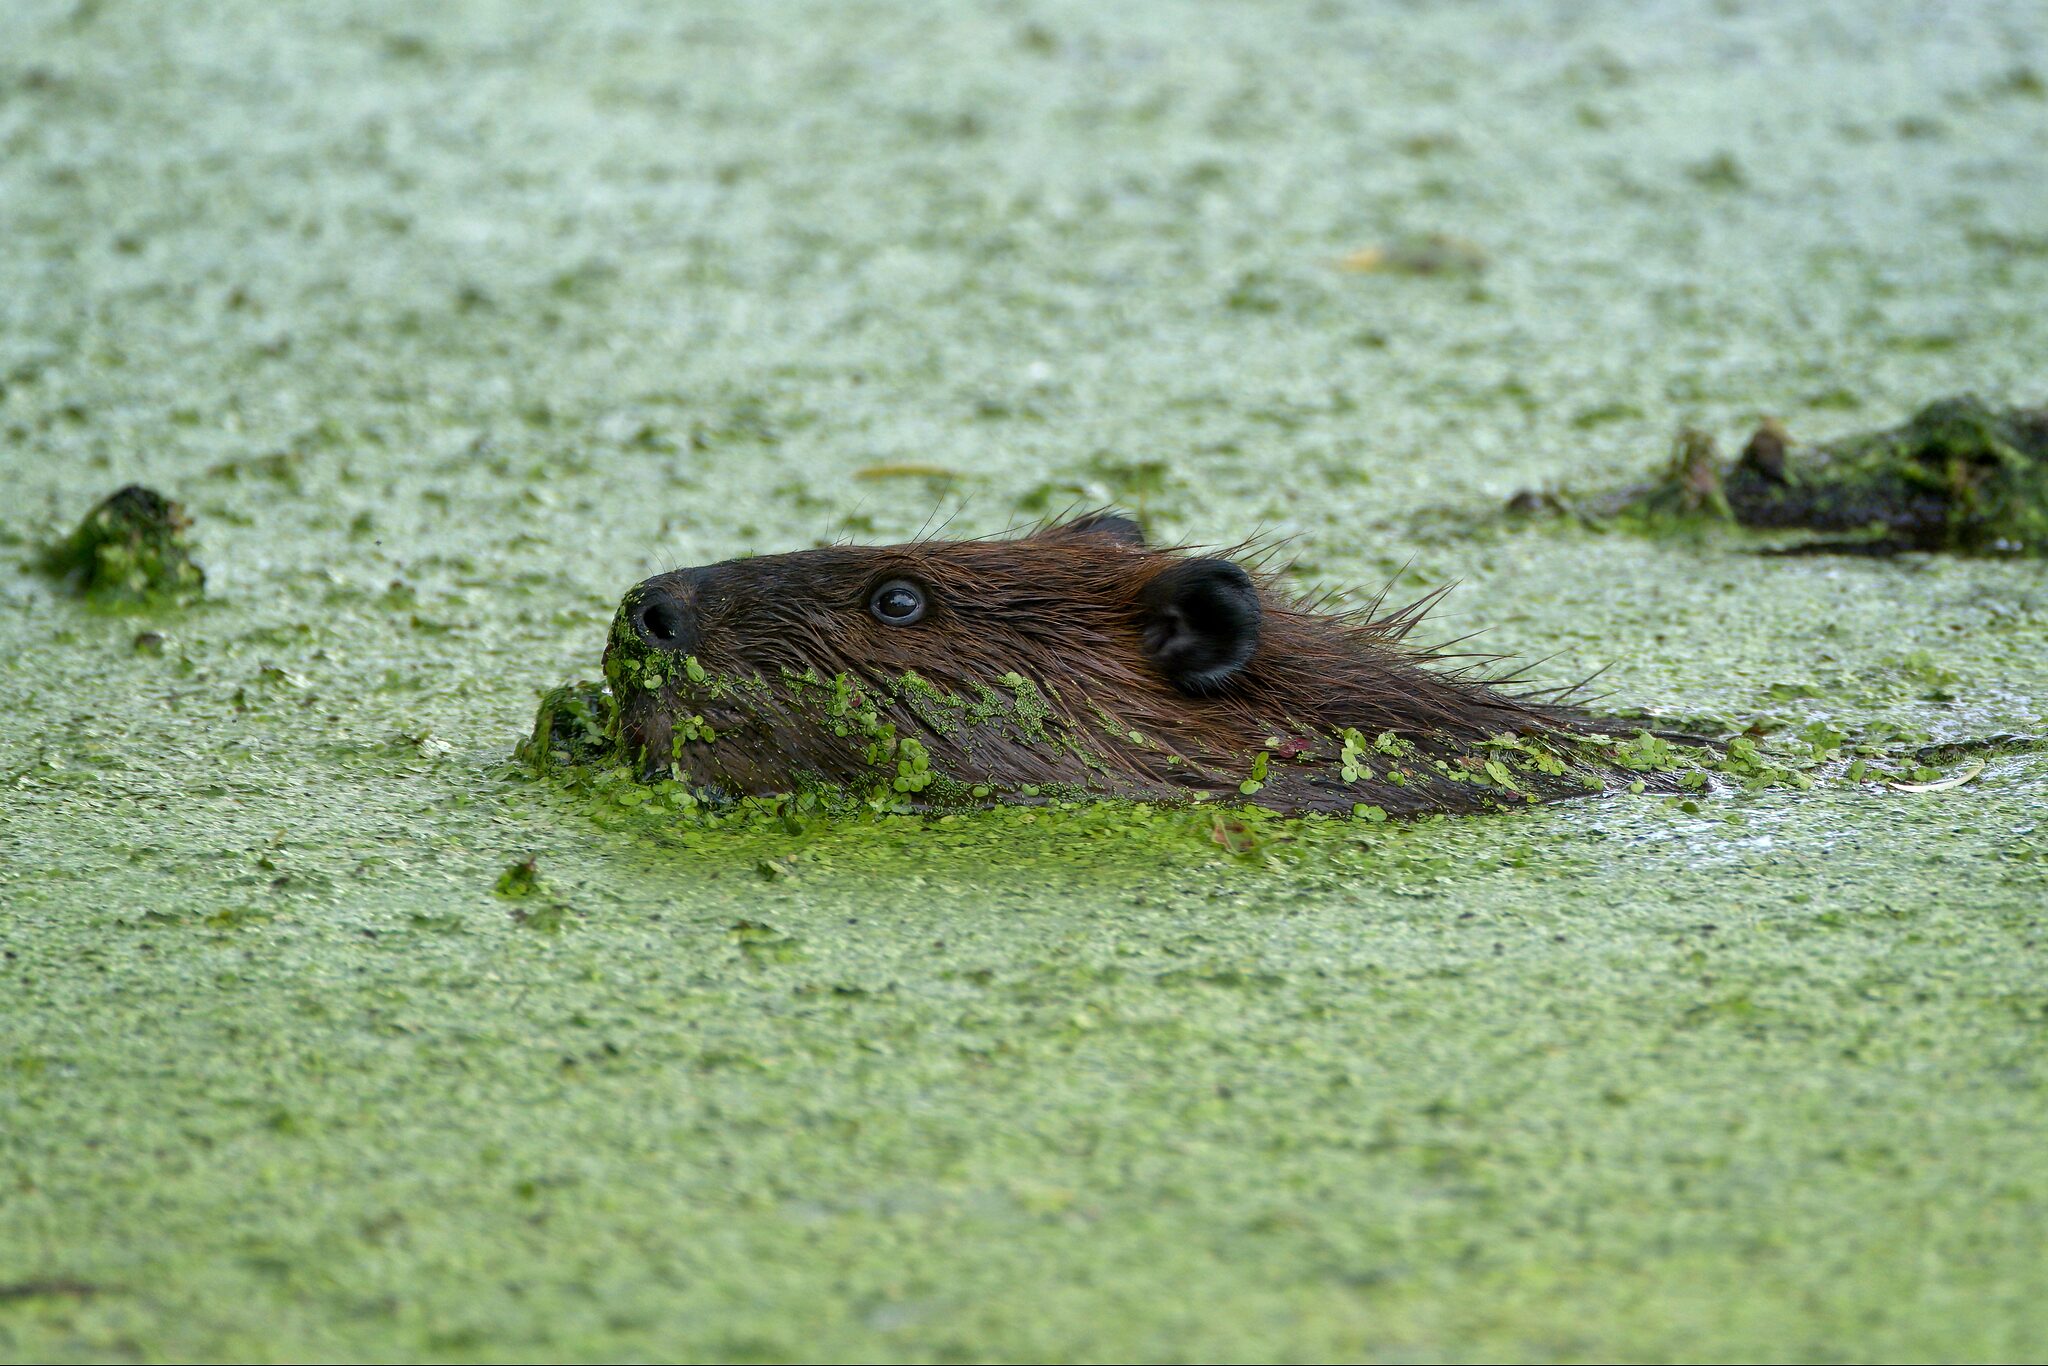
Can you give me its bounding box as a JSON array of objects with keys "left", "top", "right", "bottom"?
[{"left": 634, "top": 595, "right": 693, "bottom": 652}]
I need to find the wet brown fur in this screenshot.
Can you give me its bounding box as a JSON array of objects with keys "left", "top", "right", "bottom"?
[{"left": 608, "top": 515, "right": 1644, "bottom": 815}]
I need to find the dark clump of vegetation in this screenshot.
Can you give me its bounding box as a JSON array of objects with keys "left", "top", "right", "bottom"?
[
  {"left": 516, "top": 680, "right": 618, "bottom": 770},
  {"left": 1511, "top": 396, "right": 2048, "bottom": 555},
  {"left": 39, "top": 485, "right": 207, "bottom": 604}
]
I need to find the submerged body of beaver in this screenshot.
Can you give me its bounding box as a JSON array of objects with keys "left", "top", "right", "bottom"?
[{"left": 560, "top": 514, "right": 1714, "bottom": 819}]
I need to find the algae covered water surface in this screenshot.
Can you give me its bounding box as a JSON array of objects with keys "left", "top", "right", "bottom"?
[{"left": 4, "top": 1, "right": 2047, "bottom": 1359}]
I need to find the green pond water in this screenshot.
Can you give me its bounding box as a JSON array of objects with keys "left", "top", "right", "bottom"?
[{"left": 3, "top": 1, "right": 2046, "bottom": 1360}]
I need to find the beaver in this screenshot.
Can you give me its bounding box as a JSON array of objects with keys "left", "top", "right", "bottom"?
[{"left": 594, "top": 513, "right": 1709, "bottom": 818}]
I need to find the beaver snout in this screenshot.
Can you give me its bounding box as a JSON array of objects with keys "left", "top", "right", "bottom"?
[{"left": 630, "top": 574, "right": 703, "bottom": 653}]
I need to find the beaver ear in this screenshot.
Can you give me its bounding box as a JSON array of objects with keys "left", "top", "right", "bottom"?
[
  {"left": 1050, "top": 511, "right": 1145, "bottom": 547},
  {"left": 1138, "top": 559, "right": 1261, "bottom": 695}
]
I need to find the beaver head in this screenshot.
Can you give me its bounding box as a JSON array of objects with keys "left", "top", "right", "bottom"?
[{"left": 602, "top": 513, "right": 1680, "bottom": 816}]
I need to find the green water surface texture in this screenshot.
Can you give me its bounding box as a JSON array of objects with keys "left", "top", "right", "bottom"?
[{"left": 3, "top": 1, "right": 2046, "bottom": 1360}]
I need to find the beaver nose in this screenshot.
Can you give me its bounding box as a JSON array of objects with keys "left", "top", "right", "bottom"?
[{"left": 631, "top": 578, "right": 701, "bottom": 653}]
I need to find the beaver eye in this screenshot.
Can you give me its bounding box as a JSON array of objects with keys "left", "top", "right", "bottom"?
[{"left": 868, "top": 578, "right": 927, "bottom": 625}]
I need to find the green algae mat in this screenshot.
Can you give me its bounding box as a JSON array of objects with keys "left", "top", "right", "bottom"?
[{"left": 4, "top": 2, "right": 2047, "bottom": 1360}]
